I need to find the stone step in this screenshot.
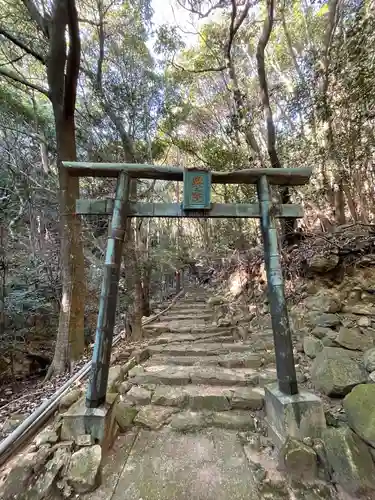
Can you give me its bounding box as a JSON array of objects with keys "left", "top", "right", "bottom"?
[
  {"left": 145, "top": 351, "right": 265, "bottom": 369},
  {"left": 147, "top": 342, "right": 252, "bottom": 357},
  {"left": 122, "top": 384, "right": 265, "bottom": 412},
  {"left": 148, "top": 332, "right": 234, "bottom": 346},
  {"left": 169, "top": 409, "right": 256, "bottom": 432},
  {"left": 169, "top": 307, "right": 211, "bottom": 314},
  {"left": 129, "top": 365, "right": 262, "bottom": 387},
  {"left": 143, "top": 320, "right": 209, "bottom": 334},
  {"left": 159, "top": 313, "right": 213, "bottom": 321}
]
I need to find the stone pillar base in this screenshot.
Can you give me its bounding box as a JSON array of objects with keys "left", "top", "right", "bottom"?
[
  {"left": 264, "top": 384, "right": 326, "bottom": 449},
  {"left": 61, "top": 396, "right": 118, "bottom": 451}
]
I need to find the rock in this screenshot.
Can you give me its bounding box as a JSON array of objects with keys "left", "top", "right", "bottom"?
[
  {"left": 151, "top": 386, "right": 187, "bottom": 407},
  {"left": 119, "top": 381, "right": 132, "bottom": 395},
  {"left": 303, "top": 336, "right": 324, "bottom": 359},
  {"left": 343, "top": 304, "right": 375, "bottom": 316},
  {"left": 125, "top": 386, "right": 151, "bottom": 405},
  {"left": 134, "top": 405, "right": 175, "bottom": 430},
  {"left": 231, "top": 388, "right": 264, "bottom": 410},
  {"left": 358, "top": 316, "right": 372, "bottom": 327},
  {"left": 311, "top": 313, "right": 341, "bottom": 329},
  {"left": 323, "top": 426, "right": 375, "bottom": 496},
  {"left": 364, "top": 348, "right": 375, "bottom": 372},
  {"left": 311, "top": 327, "right": 333, "bottom": 340},
  {"left": 336, "top": 326, "right": 373, "bottom": 351},
  {"left": 114, "top": 402, "right": 138, "bottom": 431},
  {"left": 133, "top": 348, "right": 150, "bottom": 363},
  {"left": 311, "top": 347, "right": 367, "bottom": 396},
  {"left": 34, "top": 429, "right": 58, "bottom": 447},
  {"left": 121, "top": 357, "right": 137, "bottom": 375},
  {"left": 0, "top": 446, "right": 52, "bottom": 499},
  {"left": 59, "top": 389, "right": 82, "bottom": 412},
  {"left": 66, "top": 445, "right": 102, "bottom": 493},
  {"left": 29, "top": 447, "right": 71, "bottom": 500},
  {"left": 312, "top": 438, "right": 331, "bottom": 481},
  {"left": 107, "top": 365, "right": 124, "bottom": 393},
  {"left": 343, "top": 384, "right": 375, "bottom": 448},
  {"left": 128, "top": 365, "right": 145, "bottom": 377},
  {"left": 305, "top": 291, "right": 342, "bottom": 313},
  {"left": 370, "top": 371, "right": 375, "bottom": 382},
  {"left": 217, "top": 317, "right": 231, "bottom": 327},
  {"left": 279, "top": 437, "right": 318, "bottom": 480},
  {"left": 208, "top": 296, "right": 225, "bottom": 306},
  {"left": 308, "top": 254, "right": 339, "bottom": 273},
  {"left": 105, "top": 392, "right": 119, "bottom": 406}
]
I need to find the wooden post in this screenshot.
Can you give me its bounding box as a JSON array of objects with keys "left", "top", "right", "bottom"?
[
  {"left": 257, "top": 175, "right": 298, "bottom": 395},
  {"left": 86, "top": 172, "right": 129, "bottom": 408}
]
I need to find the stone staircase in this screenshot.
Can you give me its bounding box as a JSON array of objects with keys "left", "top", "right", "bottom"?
[{"left": 120, "top": 289, "right": 280, "bottom": 432}]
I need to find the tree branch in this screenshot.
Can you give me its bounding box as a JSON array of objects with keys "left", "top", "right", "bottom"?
[
  {"left": 176, "top": 0, "right": 227, "bottom": 18},
  {"left": 226, "top": 0, "right": 252, "bottom": 61},
  {"left": 0, "top": 27, "right": 46, "bottom": 64},
  {"left": 172, "top": 61, "right": 226, "bottom": 73},
  {"left": 64, "top": 0, "right": 81, "bottom": 119},
  {"left": 0, "top": 67, "right": 49, "bottom": 96},
  {"left": 256, "top": 0, "right": 280, "bottom": 168},
  {"left": 47, "top": 0, "right": 67, "bottom": 109},
  {"left": 21, "top": 0, "right": 50, "bottom": 38}
]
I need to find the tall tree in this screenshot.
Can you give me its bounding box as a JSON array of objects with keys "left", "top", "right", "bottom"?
[{"left": 0, "top": 0, "right": 85, "bottom": 377}]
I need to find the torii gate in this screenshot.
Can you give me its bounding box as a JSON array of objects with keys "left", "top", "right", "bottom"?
[{"left": 63, "top": 162, "right": 312, "bottom": 409}]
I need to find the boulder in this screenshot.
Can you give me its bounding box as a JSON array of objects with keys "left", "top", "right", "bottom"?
[
  {"left": 279, "top": 437, "right": 318, "bottom": 481},
  {"left": 107, "top": 365, "right": 124, "bottom": 393},
  {"left": 304, "top": 291, "right": 342, "bottom": 313},
  {"left": 343, "top": 384, "right": 375, "bottom": 448},
  {"left": 59, "top": 389, "right": 82, "bottom": 412},
  {"left": 303, "top": 336, "right": 323, "bottom": 359},
  {"left": 308, "top": 254, "right": 339, "bottom": 273},
  {"left": 311, "top": 348, "right": 367, "bottom": 396},
  {"left": 66, "top": 445, "right": 102, "bottom": 493},
  {"left": 29, "top": 447, "right": 71, "bottom": 500},
  {"left": 310, "top": 313, "right": 341, "bottom": 329},
  {"left": 114, "top": 402, "right": 138, "bottom": 431},
  {"left": 33, "top": 429, "right": 59, "bottom": 447},
  {"left": 323, "top": 426, "right": 375, "bottom": 496},
  {"left": 207, "top": 296, "right": 225, "bottom": 306},
  {"left": 128, "top": 365, "right": 145, "bottom": 378},
  {"left": 125, "top": 386, "right": 151, "bottom": 405},
  {"left": 0, "top": 446, "right": 52, "bottom": 499},
  {"left": 358, "top": 316, "right": 372, "bottom": 328},
  {"left": 311, "top": 327, "right": 333, "bottom": 340},
  {"left": 335, "top": 326, "right": 373, "bottom": 351},
  {"left": 364, "top": 348, "right": 375, "bottom": 372},
  {"left": 343, "top": 304, "right": 375, "bottom": 316}
]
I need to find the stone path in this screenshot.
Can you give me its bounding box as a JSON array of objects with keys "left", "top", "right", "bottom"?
[
  {"left": 123, "top": 290, "right": 280, "bottom": 431},
  {"left": 87, "top": 289, "right": 280, "bottom": 499}
]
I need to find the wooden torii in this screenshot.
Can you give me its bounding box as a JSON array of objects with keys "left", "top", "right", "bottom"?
[{"left": 63, "top": 162, "right": 312, "bottom": 409}]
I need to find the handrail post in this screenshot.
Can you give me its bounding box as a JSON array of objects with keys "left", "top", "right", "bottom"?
[
  {"left": 257, "top": 175, "right": 298, "bottom": 395},
  {"left": 86, "top": 172, "right": 129, "bottom": 408}
]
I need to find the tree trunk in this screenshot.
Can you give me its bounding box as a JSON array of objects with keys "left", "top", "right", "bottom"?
[
  {"left": 47, "top": 119, "right": 85, "bottom": 376},
  {"left": 256, "top": 0, "right": 295, "bottom": 244},
  {"left": 45, "top": 0, "right": 85, "bottom": 378}
]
